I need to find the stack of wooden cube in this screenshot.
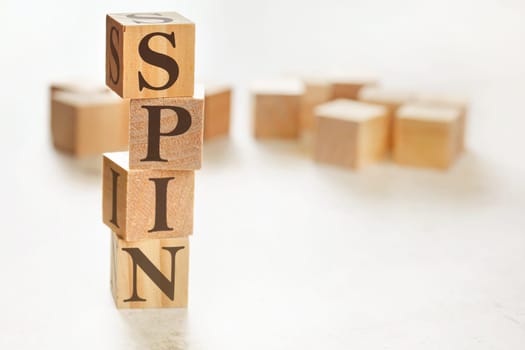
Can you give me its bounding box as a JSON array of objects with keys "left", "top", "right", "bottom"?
[{"left": 101, "top": 12, "right": 203, "bottom": 308}]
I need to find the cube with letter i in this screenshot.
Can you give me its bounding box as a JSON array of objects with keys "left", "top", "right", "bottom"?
[{"left": 102, "top": 152, "right": 194, "bottom": 241}]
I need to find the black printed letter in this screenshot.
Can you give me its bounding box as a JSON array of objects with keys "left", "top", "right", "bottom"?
[
  {"left": 138, "top": 32, "right": 179, "bottom": 91},
  {"left": 148, "top": 177, "right": 174, "bottom": 232},
  {"left": 110, "top": 169, "right": 120, "bottom": 228},
  {"left": 109, "top": 27, "right": 120, "bottom": 85},
  {"left": 123, "top": 246, "right": 185, "bottom": 302},
  {"left": 140, "top": 106, "right": 192, "bottom": 162}
]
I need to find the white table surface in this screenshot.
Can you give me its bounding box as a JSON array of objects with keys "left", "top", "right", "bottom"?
[{"left": 1, "top": 0, "right": 524, "bottom": 349}]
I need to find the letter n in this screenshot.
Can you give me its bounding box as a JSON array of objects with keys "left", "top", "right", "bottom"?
[{"left": 122, "top": 246, "right": 185, "bottom": 302}]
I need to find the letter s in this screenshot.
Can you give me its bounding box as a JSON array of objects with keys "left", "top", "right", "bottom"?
[
  {"left": 138, "top": 32, "right": 179, "bottom": 91},
  {"left": 109, "top": 26, "right": 120, "bottom": 85}
]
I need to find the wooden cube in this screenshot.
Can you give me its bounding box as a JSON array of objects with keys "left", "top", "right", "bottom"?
[
  {"left": 415, "top": 92, "right": 468, "bottom": 153},
  {"left": 50, "top": 91, "right": 128, "bottom": 157},
  {"left": 393, "top": 104, "right": 461, "bottom": 169},
  {"left": 252, "top": 79, "right": 304, "bottom": 139},
  {"left": 102, "top": 152, "right": 194, "bottom": 241},
  {"left": 129, "top": 86, "right": 204, "bottom": 170},
  {"left": 357, "top": 87, "right": 415, "bottom": 146},
  {"left": 106, "top": 12, "right": 195, "bottom": 98},
  {"left": 111, "top": 231, "right": 189, "bottom": 309},
  {"left": 204, "top": 84, "right": 232, "bottom": 141},
  {"left": 314, "top": 99, "right": 388, "bottom": 169}
]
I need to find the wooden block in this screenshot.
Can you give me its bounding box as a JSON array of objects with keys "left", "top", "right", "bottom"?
[
  {"left": 204, "top": 84, "right": 232, "bottom": 141},
  {"left": 357, "top": 87, "right": 415, "bottom": 145},
  {"left": 106, "top": 12, "right": 195, "bottom": 98},
  {"left": 252, "top": 79, "right": 304, "bottom": 139},
  {"left": 50, "top": 91, "right": 129, "bottom": 157},
  {"left": 102, "top": 152, "right": 194, "bottom": 241},
  {"left": 393, "top": 104, "right": 461, "bottom": 169},
  {"left": 300, "top": 78, "right": 334, "bottom": 132},
  {"left": 415, "top": 92, "right": 469, "bottom": 153},
  {"left": 111, "top": 231, "right": 189, "bottom": 309},
  {"left": 314, "top": 99, "right": 388, "bottom": 169},
  {"left": 129, "top": 86, "right": 204, "bottom": 170}
]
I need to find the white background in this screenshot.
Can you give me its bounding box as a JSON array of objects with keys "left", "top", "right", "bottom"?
[{"left": 1, "top": 0, "right": 525, "bottom": 349}]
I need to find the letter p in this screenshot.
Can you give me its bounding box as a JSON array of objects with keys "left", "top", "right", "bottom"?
[{"left": 140, "top": 106, "right": 192, "bottom": 162}]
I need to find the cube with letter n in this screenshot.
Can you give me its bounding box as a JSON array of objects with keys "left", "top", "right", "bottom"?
[{"left": 111, "top": 232, "right": 189, "bottom": 308}]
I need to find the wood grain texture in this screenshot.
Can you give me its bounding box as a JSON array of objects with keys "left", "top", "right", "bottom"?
[
  {"left": 129, "top": 87, "right": 204, "bottom": 170},
  {"left": 254, "top": 94, "right": 301, "bottom": 138},
  {"left": 393, "top": 104, "right": 461, "bottom": 170},
  {"left": 251, "top": 79, "right": 304, "bottom": 139},
  {"left": 102, "top": 152, "right": 194, "bottom": 241},
  {"left": 111, "top": 231, "right": 189, "bottom": 309},
  {"left": 50, "top": 91, "right": 129, "bottom": 157},
  {"left": 314, "top": 99, "right": 388, "bottom": 169},
  {"left": 106, "top": 12, "right": 195, "bottom": 98},
  {"left": 204, "top": 85, "right": 231, "bottom": 140}
]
